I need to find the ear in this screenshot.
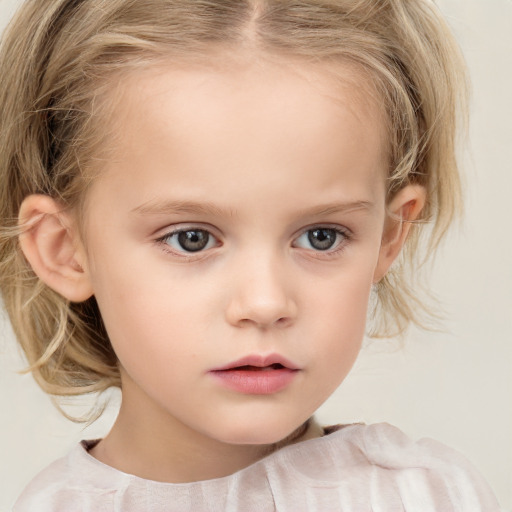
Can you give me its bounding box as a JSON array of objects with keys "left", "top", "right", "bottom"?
[
  {"left": 373, "top": 184, "right": 426, "bottom": 283},
  {"left": 18, "top": 194, "right": 93, "bottom": 302}
]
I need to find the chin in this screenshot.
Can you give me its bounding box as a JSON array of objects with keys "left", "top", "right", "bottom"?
[{"left": 212, "top": 417, "right": 310, "bottom": 447}]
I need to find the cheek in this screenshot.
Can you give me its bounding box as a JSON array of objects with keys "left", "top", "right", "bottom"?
[
  {"left": 314, "top": 284, "right": 369, "bottom": 360},
  {"left": 89, "top": 250, "right": 214, "bottom": 373},
  {"left": 301, "top": 259, "right": 375, "bottom": 375},
  {"left": 305, "top": 254, "right": 376, "bottom": 329},
  {"left": 293, "top": 281, "right": 369, "bottom": 414}
]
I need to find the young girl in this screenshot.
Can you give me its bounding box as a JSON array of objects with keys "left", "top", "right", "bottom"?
[{"left": 0, "top": 0, "right": 503, "bottom": 510}]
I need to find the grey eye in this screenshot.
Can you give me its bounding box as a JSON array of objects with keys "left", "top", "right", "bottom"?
[
  {"left": 307, "top": 228, "right": 338, "bottom": 250},
  {"left": 166, "top": 229, "right": 214, "bottom": 252},
  {"left": 294, "top": 227, "right": 347, "bottom": 251}
]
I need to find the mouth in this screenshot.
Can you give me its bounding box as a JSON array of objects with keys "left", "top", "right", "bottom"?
[
  {"left": 230, "top": 363, "right": 287, "bottom": 371},
  {"left": 209, "top": 354, "right": 300, "bottom": 394},
  {"left": 211, "top": 353, "right": 300, "bottom": 372}
]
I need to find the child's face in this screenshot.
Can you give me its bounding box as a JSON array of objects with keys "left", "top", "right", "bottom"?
[{"left": 79, "top": 57, "right": 391, "bottom": 445}]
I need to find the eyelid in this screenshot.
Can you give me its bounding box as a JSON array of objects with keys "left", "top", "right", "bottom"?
[
  {"left": 153, "top": 222, "right": 353, "bottom": 259},
  {"left": 293, "top": 223, "right": 352, "bottom": 242},
  {"left": 154, "top": 224, "right": 222, "bottom": 257},
  {"left": 292, "top": 224, "right": 352, "bottom": 255},
  {"left": 153, "top": 222, "right": 221, "bottom": 239}
]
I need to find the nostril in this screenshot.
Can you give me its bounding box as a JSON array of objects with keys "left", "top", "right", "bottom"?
[
  {"left": 275, "top": 316, "right": 292, "bottom": 327},
  {"left": 225, "top": 293, "right": 297, "bottom": 328}
]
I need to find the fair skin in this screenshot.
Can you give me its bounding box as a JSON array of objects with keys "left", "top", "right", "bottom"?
[{"left": 19, "top": 55, "right": 424, "bottom": 483}]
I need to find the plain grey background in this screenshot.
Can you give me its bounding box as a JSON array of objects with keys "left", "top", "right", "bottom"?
[{"left": 1, "top": 0, "right": 511, "bottom": 510}]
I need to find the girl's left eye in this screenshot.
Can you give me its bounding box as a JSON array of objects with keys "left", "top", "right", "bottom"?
[
  {"left": 159, "top": 229, "right": 218, "bottom": 253},
  {"left": 293, "top": 227, "right": 349, "bottom": 252}
]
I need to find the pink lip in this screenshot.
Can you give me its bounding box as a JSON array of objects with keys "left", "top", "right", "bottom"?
[
  {"left": 209, "top": 353, "right": 300, "bottom": 395},
  {"left": 210, "top": 353, "right": 300, "bottom": 372}
]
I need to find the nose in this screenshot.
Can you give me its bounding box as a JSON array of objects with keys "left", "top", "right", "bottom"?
[{"left": 225, "top": 254, "right": 298, "bottom": 329}]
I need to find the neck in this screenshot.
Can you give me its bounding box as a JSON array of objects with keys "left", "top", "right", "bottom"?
[{"left": 89, "top": 385, "right": 322, "bottom": 483}]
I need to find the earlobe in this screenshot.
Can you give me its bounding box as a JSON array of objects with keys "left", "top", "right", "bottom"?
[
  {"left": 373, "top": 185, "right": 426, "bottom": 283},
  {"left": 18, "top": 194, "right": 93, "bottom": 302}
]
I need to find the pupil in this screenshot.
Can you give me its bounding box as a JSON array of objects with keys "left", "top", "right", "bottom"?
[
  {"left": 308, "top": 228, "right": 336, "bottom": 250},
  {"left": 178, "top": 230, "right": 209, "bottom": 252}
]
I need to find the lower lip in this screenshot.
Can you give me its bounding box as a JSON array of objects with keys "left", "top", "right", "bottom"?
[{"left": 209, "top": 368, "right": 299, "bottom": 394}]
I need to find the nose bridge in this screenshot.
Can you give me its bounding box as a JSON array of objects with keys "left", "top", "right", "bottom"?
[{"left": 225, "top": 246, "right": 297, "bottom": 328}]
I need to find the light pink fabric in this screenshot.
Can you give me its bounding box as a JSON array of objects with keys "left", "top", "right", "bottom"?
[{"left": 13, "top": 423, "right": 501, "bottom": 511}]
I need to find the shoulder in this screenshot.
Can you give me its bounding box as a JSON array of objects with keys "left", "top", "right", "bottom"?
[
  {"left": 367, "top": 423, "right": 501, "bottom": 510},
  {"left": 13, "top": 453, "right": 71, "bottom": 511},
  {"left": 286, "top": 422, "right": 502, "bottom": 511},
  {"left": 13, "top": 442, "right": 120, "bottom": 512},
  {"left": 345, "top": 422, "right": 492, "bottom": 481}
]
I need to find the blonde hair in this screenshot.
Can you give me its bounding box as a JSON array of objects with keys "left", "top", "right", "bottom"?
[{"left": 0, "top": 0, "right": 468, "bottom": 408}]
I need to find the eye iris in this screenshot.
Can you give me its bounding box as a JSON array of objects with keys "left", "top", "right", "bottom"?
[
  {"left": 177, "top": 230, "right": 209, "bottom": 252},
  {"left": 308, "top": 228, "right": 337, "bottom": 250}
]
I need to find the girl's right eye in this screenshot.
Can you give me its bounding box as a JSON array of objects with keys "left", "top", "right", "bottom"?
[{"left": 158, "top": 229, "right": 218, "bottom": 253}]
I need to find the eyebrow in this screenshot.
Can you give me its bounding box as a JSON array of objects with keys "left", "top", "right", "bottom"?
[
  {"left": 131, "top": 199, "right": 233, "bottom": 218},
  {"left": 295, "top": 200, "right": 375, "bottom": 217},
  {"left": 131, "top": 199, "right": 375, "bottom": 218}
]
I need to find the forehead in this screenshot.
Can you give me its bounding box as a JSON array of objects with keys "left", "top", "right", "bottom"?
[
  {"left": 85, "top": 55, "right": 388, "bottom": 217},
  {"left": 100, "top": 51, "right": 385, "bottom": 141}
]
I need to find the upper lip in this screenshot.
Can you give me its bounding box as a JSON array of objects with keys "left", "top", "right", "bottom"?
[{"left": 210, "top": 353, "right": 300, "bottom": 372}]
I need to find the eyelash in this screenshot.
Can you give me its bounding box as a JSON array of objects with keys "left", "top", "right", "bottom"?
[
  {"left": 155, "top": 227, "right": 220, "bottom": 259},
  {"left": 155, "top": 225, "right": 352, "bottom": 259},
  {"left": 292, "top": 226, "right": 351, "bottom": 258}
]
